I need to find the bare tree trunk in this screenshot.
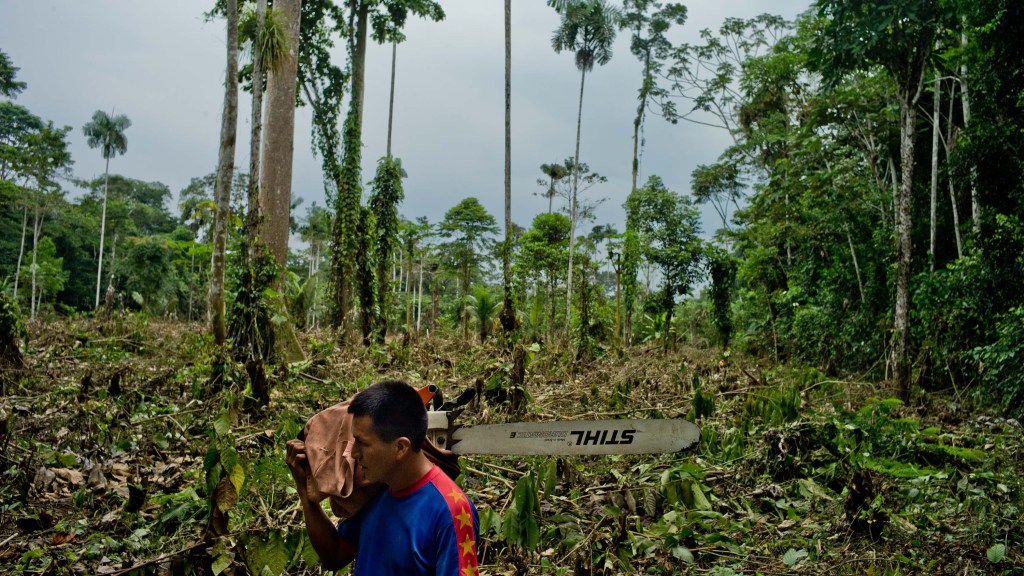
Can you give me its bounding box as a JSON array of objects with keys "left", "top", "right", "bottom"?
[
  {"left": 387, "top": 40, "right": 397, "bottom": 158},
  {"left": 30, "top": 208, "right": 41, "bottom": 320},
  {"left": 405, "top": 251, "right": 412, "bottom": 333},
  {"left": 416, "top": 258, "right": 423, "bottom": 333},
  {"left": 499, "top": 0, "right": 516, "bottom": 338},
  {"left": 894, "top": 91, "right": 920, "bottom": 397},
  {"left": 462, "top": 267, "right": 469, "bottom": 340},
  {"left": 430, "top": 280, "right": 438, "bottom": 334},
  {"left": 566, "top": 67, "right": 586, "bottom": 333},
  {"left": 944, "top": 82, "right": 964, "bottom": 259},
  {"left": 960, "top": 31, "right": 980, "bottom": 237},
  {"left": 260, "top": 0, "right": 301, "bottom": 271},
  {"left": 189, "top": 251, "right": 195, "bottom": 321},
  {"left": 930, "top": 65, "right": 940, "bottom": 272},
  {"left": 260, "top": 0, "right": 305, "bottom": 362},
  {"left": 13, "top": 204, "right": 27, "bottom": 303},
  {"left": 209, "top": 0, "right": 239, "bottom": 345},
  {"left": 94, "top": 156, "right": 111, "bottom": 310},
  {"left": 247, "top": 0, "right": 267, "bottom": 241},
  {"left": 846, "top": 227, "right": 865, "bottom": 304}
]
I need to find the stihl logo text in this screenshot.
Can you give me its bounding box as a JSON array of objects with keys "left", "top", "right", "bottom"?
[{"left": 569, "top": 429, "right": 635, "bottom": 446}]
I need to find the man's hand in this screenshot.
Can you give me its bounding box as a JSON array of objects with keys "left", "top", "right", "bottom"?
[
  {"left": 285, "top": 439, "right": 309, "bottom": 498},
  {"left": 286, "top": 438, "right": 354, "bottom": 570}
]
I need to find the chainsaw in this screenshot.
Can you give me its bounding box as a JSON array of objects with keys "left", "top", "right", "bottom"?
[{"left": 420, "top": 385, "right": 701, "bottom": 456}]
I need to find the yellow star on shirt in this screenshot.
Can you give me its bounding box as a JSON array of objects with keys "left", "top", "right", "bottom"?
[
  {"left": 461, "top": 565, "right": 478, "bottom": 576},
  {"left": 459, "top": 534, "right": 476, "bottom": 557},
  {"left": 448, "top": 487, "right": 465, "bottom": 504},
  {"left": 455, "top": 509, "right": 473, "bottom": 529}
]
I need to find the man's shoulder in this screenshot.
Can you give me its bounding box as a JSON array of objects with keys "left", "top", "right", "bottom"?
[{"left": 421, "top": 466, "right": 474, "bottom": 508}]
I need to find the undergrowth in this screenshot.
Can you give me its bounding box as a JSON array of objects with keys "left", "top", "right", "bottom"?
[{"left": 0, "top": 319, "right": 1020, "bottom": 575}]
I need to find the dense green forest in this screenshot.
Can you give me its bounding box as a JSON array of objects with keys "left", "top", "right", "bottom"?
[{"left": 1, "top": 0, "right": 1022, "bottom": 574}]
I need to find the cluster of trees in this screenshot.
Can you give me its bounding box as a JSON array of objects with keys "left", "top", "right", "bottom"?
[
  {"left": 671, "top": 0, "right": 1024, "bottom": 408},
  {"left": 1, "top": 54, "right": 189, "bottom": 318},
  {"left": 2, "top": 0, "right": 1022, "bottom": 413}
]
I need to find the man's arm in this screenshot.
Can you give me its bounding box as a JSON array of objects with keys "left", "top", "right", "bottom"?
[{"left": 285, "top": 439, "right": 355, "bottom": 570}]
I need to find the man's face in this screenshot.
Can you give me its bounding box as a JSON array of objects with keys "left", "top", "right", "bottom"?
[{"left": 351, "top": 415, "right": 399, "bottom": 485}]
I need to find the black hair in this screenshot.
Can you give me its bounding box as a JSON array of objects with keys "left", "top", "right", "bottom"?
[{"left": 348, "top": 380, "right": 427, "bottom": 451}]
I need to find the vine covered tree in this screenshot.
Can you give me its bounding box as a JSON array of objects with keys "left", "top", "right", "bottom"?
[
  {"left": 330, "top": 0, "right": 443, "bottom": 340},
  {"left": 367, "top": 156, "right": 404, "bottom": 342}
]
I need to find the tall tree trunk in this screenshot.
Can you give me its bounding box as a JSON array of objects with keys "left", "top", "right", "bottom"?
[
  {"left": 405, "top": 250, "right": 413, "bottom": 333},
  {"left": 29, "top": 208, "right": 41, "bottom": 320},
  {"left": 959, "top": 30, "right": 980, "bottom": 237},
  {"left": 846, "top": 227, "right": 865, "bottom": 304},
  {"left": 930, "top": 65, "right": 940, "bottom": 272},
  {"left": 548, "top": 272, "right": 556, "bottom": 340},
  {"left": 944, "top": 81, "right": 963, "bottom": 259},
  {"left": 94, "top": 156, "right": 111, "bottom": 310},
  {"left": 500, "top": 0, "right": 516, "bottom": 338},
  {"left": 260, "top": 0, "right": 305, "bottom": 362},
  {"left": 894, "top": 89, "right": 920, "bottom": 397},
  {"left": 209, "top": 0, "right": 239, "bottom": 346},
  {"left": 331, "top": 1, "right": 369, "bottom": 338},
  {"left": 430, "top": 279, "right": 438, "bottom": 333},
  {"left": 632, "top": 53, "right": 649, "bottom": 201},
  {"left": 387, "top": 40, "right": 397, "bottom": 159},
  {"left": 416, "top": 259, "right": 423, "bottom": 332},
  {"left": 565, "top": 67, "right": 586, "bottom": 333},
  {"left": 260, "top": 0, "right": 300, "bottom": 270},
  {"left": 462, "top": 266, "right": 469, "bottom": 340},
  {"left": 547, "top": 177, "right": 555, "bottom": 213},
  {"left": 246, "top": 0, "right": 267, "bottom": 243},
  {"left": 13, "top": 204, "right": 27, "bottom": 303}
]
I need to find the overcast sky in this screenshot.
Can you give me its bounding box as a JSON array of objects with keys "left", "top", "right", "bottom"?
[{"left": 1, "top": 0, "right": 810, "bottom": 239}]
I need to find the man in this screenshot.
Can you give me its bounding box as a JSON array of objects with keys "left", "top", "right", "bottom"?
[{"left": 286, "top": 380, "right": 480, "bottom": 574}]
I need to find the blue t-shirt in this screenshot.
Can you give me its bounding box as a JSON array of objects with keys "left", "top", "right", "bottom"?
[{"left": 337, "top": 465, "right": 480, "bottom": 576}]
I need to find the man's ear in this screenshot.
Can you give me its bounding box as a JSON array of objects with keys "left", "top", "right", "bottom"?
[{"left": 393, "top": 436, "right": 412, "bottom": 459}]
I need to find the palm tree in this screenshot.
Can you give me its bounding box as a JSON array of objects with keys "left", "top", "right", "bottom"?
[
  {"left": 539, "top": 162, "right": 569, "bottom": 213},
  {"left": 551, "top": 0, "right": 620, "bottom": 332},
  {"left": 466, "top": 285, "right": 499, "bottom": 342},
  {"left": 499, "top": 0, "right": 517, "bottom": 338},
  {"left": 82, "top": 109, "right": 131, "bottom": 310}
]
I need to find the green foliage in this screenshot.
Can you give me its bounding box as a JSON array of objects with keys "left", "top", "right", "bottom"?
[
  {"left": 82, "top": 110, "right": 130, "bottom": 161},
  {"left": 502, "top": 471, "right": 541, "bottom": 551},
  {"left": 551, "top": 0, "right": 622, "bottom": 73},
  {"left": 742, "top": 381, "right": 801, "bottom": 426},
  {"left": 689, "top": 388, "right": 715, "bottom": 420},
  {"left": 0, "top": 285, "right": 26, "bottom": 379},
  {"left": 240, "top": 4, "right": 291, "bottom": 74},
  {"left": 437, "top": 198, "right": 498, "bottom": 338},
  {"left": 465, "top": 285, "right": 498, "bottom": 342},
  {"left": 972, "top": 306, "right": 1024, "bottom": 415},
  {"left": 0, "top": 50, "right": 27, "bottom": 98},
  {"left": 368, "top": 156, "right": 405, "bottom": 342},
  {"left": 624, "top": 175, "right": 703, "bottom": 346},
  {"left": 707, "top": 247, "right": 736, "bottom": 347},
  {"left": 228, "top": 237, "right": 279, "bottom": 368},
  {"left": 115, "top": 236, "right": 176, "bottom": 313},
  {"left": 516, "top": 212, "right": 570, "bottom": 337},
  {"left": 329, "top": 77, "right": 364, "bottom": 331},
  {"left": 27, "top": 237, "right": 67, "bottom": 307},
  {"left": 355, "top": 205, "right": 377, "bottom": 344}
]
